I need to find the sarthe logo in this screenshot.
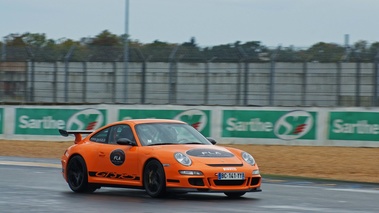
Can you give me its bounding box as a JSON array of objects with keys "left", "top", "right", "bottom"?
[
  {"left": 274, "top": 110, "right": 313, "bottom": 140},
  {"left": 174, "top": 109, "right": 207, "bottom": 132},
  {"left": 66, "top": 109, "right": 104, "bottom": 130}
]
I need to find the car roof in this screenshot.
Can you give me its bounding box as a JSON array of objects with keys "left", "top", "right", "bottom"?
[{"left": 116, "top": 118, "right": 185, "bottom": 125}]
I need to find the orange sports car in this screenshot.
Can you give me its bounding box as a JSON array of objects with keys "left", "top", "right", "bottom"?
[{"left": 60, "top": 119, "right": 262, "bottom": 198}]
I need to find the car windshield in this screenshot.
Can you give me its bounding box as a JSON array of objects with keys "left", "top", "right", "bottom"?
[{"left": 135, "top": 123, "right": 211, "bottom": 146}]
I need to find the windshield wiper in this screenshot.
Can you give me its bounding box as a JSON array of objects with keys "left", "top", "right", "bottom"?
[
  {"left": 147, "top": 142, "right": 174, "bottom": 146},
  {"left": 182, "top": 142, "right": 203, "bottom": 144}
]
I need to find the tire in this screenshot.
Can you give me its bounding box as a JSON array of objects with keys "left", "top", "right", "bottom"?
[
  {"left": 143, "top": 160, "right": 166, "bottom": 198},
  {"left": 66, "top": 155, "right": 97, "bottom": 193},
  {"left": 224, "top": 192, "right": 246, "bottom": 198}
]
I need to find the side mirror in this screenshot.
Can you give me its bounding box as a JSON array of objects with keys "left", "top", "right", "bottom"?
[
  {"left": 207, "top": 137, "right": 217, "bottom": 145},
  {"left": 117, "top": 138, "right": 136, "bottom": 146}
]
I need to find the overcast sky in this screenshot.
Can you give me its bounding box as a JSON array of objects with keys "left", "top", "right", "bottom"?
[{"left": 1, "top": 0, "right": 378, "bottom": 47}]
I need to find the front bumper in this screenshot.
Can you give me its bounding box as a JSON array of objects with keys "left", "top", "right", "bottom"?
[{"left": 163, "top": 164, "right": 262, "bottom": 193}]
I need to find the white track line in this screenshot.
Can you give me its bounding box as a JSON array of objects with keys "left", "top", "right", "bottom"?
[
  {"left": 0, "top": 161, "right": 60, "bottom": 168},
  {"left": 325, "top": 188, "right": 379, "bottom": 194}
]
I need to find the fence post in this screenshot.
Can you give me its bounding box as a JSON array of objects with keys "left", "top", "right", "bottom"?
[
  {"left": 236, "top": 61, "right": 242, "bottom": 105},
  {"left": 0, "top": 58, "right": 3, "bottom": 101},
  {"left": 169, "top": 61, "right": 178, "bottom": 104},
  {"left": 237, "top": 47, "right": 250, "bottom": 106},
  {"left": 204, "top": 57, "right": 216, "bottom": 105},
  {"left": 269, "top": 58, "right": 275, "bottom": 106},
  {"left": 269, "top": 46, "right": 281, "bottom": 106},
  {"left": 1, "top": 38, "right": 6, "bottom": 61},
  {"left": 64, "top": 45, "right": 75, "bottom": 103},
  {"left": 136, "top": 49, "right": 150, "bottom": 104},
  {"left": 30, "top": 60, "right": 35, "bottom": 102},
  {"left": 0, "top": 41, "right": 6, "bottom": 100},
  {"left": 82, "top": 61, "right": 87, "bottom": 103},
  {"left": 336, "top": 61, "right": 342, "bottom": 106},
  {"left": 110, "top": 61, "right": 115, "bottom": 103},
  {"left": 355, "top": 54, "right": 361, "bottom": 106},
  {"left": 141, "top": 59, "right": 147, "bottom": 104},
  {"left": 243, "top": 61, "right": 249, "bottom": 106},
  {"left": 53, "top": 62, "right": 58, "bottom": 102},
  {"left": 372, "top": 52, "right": 379, "bottom": 106},
  {"left": 168, "top": 46, "right": 179, "bottom": 104},
  {"left": 24, "top": 61, "right": 28, "bottom": 102},
  {"left": 0, "top": 41, "right": 5, "bottom": 100},
  {"left": 204, "top": 60, "right": 209, "bottom": 105},
  {"left": 26, "top": 47, "right": 35, "bottom": 102},
  {"left": 302, "top": 61, "right": 308, "bottom": 106}
]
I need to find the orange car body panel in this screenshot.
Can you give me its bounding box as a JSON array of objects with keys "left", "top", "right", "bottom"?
[{"left": 61, "top": 119, "right": 262, "bottom": 192}]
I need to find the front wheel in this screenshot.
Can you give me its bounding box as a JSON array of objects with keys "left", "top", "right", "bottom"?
[
  {"left": 66, "top": 155, "right": 97, "bottom": 193},
  {"left": 224, "top": 192, "right": 246, "bottom": 198},
  {"left": 143, "top": 160, "right": 166, "bottom": 198}
]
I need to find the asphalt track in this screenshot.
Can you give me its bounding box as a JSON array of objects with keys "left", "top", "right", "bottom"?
[{"left": 1, "top": 156, "right": 379, "bottom": 213}]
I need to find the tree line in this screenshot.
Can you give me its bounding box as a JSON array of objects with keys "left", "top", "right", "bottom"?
[{"left": 1, "top": 30, "right": 379, "bottom": 63}]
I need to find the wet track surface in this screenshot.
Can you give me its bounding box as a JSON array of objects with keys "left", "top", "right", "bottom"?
[{"left": 1, "top": 156, "right": 379, "bottom": 213}]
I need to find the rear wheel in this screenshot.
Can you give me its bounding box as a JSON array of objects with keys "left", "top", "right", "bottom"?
[
  {"left": 67, "top": 155, "right": 97, "bottom": 193},
  {"left": 143, "top": 160, "right": 166, "bottom": 198},
  {"left": 224, "top": 192, "right": 246, "bottom": 198}
]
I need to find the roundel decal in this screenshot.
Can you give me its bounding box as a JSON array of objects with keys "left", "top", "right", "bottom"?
[
  {"left": 274, "top": 110, "right": 314, "bottom": 140},
  {"left": 174, "top": 109, "right": 207, "bottom": 132},
  {"left": 66, "top": 109, "right": 104, "bottom": 130},
  {"left": 110, "top": 149, "right": 125, "bottom": 166}
]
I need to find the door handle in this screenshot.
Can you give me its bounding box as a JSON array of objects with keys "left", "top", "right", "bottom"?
[{"left": 99, "top": 152, "right": 105, "bottom": 157}]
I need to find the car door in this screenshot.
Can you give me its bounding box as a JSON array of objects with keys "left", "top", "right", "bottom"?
[{"left": 93, "top": 124, "right": 141, "bottom": 186}]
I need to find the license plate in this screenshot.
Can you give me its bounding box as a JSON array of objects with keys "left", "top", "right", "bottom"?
[{"left": 218, "top": 172, "right": 245, "bottom": 180}]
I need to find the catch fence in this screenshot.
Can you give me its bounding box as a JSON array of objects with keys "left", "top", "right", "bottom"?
[{"left": 1, "top": 45, "right": 379, "bottom": 107}]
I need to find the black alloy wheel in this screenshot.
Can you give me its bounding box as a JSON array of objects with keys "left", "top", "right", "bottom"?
[
  {"left": 67, "top": 155, "right": 97, "bottom": 193},
  {"left": 143, "top": 160, "right": 166, "bottom": 198}
]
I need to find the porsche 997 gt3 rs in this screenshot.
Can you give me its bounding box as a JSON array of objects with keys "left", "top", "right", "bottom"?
[{"left": 60, "top": 119, "right": 262, "bottom": 198}]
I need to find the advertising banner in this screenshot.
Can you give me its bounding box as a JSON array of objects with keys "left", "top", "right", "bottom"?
[
  {"left": 222, "top": 110, "right": 317, "bottom": 140},
  {"left": 329, "top": 111, "right": 379, "bottom": 141},
  {"left": 118, "top": 109, "right": 211, "bottom": 136},
  {"left": 15, "top": 108, "right": 107, "bottom": 135}
]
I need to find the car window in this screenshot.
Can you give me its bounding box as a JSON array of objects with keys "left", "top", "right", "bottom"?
[
  {"left": 90, "top": 128, "right": 109, "bottom": 143},
  {"left": 108, "top": 125, "right": 134, "bottom": 144},
  {"left": 136, "top": 123, "right": 210, "bottom": 146}
]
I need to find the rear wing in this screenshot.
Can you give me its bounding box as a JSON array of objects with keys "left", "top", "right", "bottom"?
[{"left": 59, "top": 129, "right": 93, "bottom": 144}]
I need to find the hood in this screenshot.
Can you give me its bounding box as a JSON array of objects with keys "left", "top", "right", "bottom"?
[
  {"left": 150, "top": 145, "right": 243, "bottom": 165},
  {"left": 187, "top": 146, "right": 244, "bottom": 165}
]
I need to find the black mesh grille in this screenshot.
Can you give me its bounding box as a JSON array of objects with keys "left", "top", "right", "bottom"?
[
  {"left": 251, "top": 177, "right": 261, "bottom": 186},
  {"left": 213, "top": 180, "right": 245, "bottom": 186},
  {"left": 188, "top": 178, "right": 205, "bottom": 186}
]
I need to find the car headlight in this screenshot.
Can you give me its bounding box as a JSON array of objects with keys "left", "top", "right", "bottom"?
[
  {"left": 241, "top": 152, "right": 255, "bottom": 165},
  {"left": 174, "top": 152, "right": 192, "bottom": 166}
]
